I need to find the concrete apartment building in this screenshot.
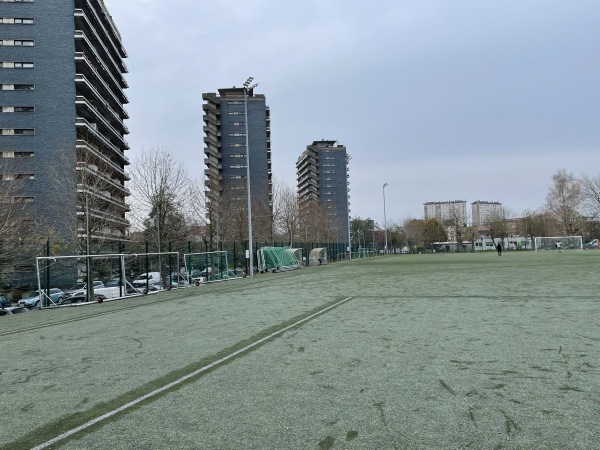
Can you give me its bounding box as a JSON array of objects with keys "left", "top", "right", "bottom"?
[
  {"left": 296, "top": 140, "right": 349, "bottom": 243},
  {"left": 423, "top": 200, "right": 467, "bottom": 223},
  {"left": 471, "top": 200, "right": 503, "bottom": 226},
  {"left": 0, "top": 1, "right": 130, "bottom": 253},
  {"left": 202, "top": 87, "right": 272, "bottom": 237}
]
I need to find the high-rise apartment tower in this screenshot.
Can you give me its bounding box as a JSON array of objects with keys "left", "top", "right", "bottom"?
[
  {"left": 296, "top": 140, "right": 349, "bottom": 244},
  {"left": 0, "top": 1, "right": 130, "bottom": 248},
  {"left": 202, "top": 87, "right": 272, "bottom": 240}
]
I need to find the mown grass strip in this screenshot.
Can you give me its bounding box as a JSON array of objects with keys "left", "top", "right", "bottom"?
[{"left": 2, "top": 295, "right": 353, "bottom": 450}]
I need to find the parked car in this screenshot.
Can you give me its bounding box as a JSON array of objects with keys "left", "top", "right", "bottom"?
[
  {"left": 58, "top": 293, "right": 107, "bottom": 305},
  {"left": 64, "top": 281, "right": 105, "bottom": 298},
  {"left": 583, "top": 239, "right": 599, "bottom": 249},
  {"left": 18, "top": 288, "right": 65, "bottom": 307},
  {"left": 132, "top": 272, "right": 163, "bottom": 290},
  {"left": 0, "top": 306, "right": 30, "bottom": 317},
  {"left": 0, "top": 295, "right": 11, "bottom": 308},
  {"left": 104, "top": 278, "right": 137, "bottom": 294}
]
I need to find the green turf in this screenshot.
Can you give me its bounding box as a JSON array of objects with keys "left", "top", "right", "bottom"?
[{"left": 1, "top": 251, "right": 599, "bottom": 449}]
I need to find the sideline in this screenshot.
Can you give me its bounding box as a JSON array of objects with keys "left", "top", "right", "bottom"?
[{"left": 30, "top": 296, "right": 354, "bottom": 450}]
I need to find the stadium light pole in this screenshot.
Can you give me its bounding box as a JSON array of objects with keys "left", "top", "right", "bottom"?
[
  {"left": 383, "top": 183, "right": 389, "bottom": 254},
  {"left": 346, "top": 154, "right": 352, "bottom": 260},
  {"left": 243, "top": 77, "right": 258, "bottom": 277}
]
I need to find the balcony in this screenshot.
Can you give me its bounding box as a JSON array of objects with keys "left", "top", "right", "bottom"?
[
  {"left": 75, "top": 62, "right": 128, "bottom": 116},
  {"left": 75, "top": 52, "right": 129, "bottom": 104},
  {"left": 77, "top": 139, "right": 130, "bottom": 176},
  {"left": 76, "top": 117, "right": 129, "bottom": 158},
  {"left": 74, "top": 9, "right": 128, "bottom": 75},
  {"left": 76, "top": 163, "right": 130, "bottom": 196},
  {"left": 76, "top": 95, "right": 129, "bottom": 148},
  {"left": 74, "top": 32, "right": 128, "bottom": 100},
  {"left": 75, "top": 74, "right": 129, "bottom": 118}
]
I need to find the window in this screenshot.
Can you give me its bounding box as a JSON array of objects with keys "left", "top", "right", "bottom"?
[
  {"left": 0, "top": 39, "right": 34, "bottom": 46},
  {"left": 0, "top": 0, "right": 35, "bottom": 3},
  {"left": 227, "top": 111, "right": 245, "bottom": 115},
  {"left": 0, "top": 151, "right": 34, "bottom": 157},
  {"left": 229, "top": 143, "right": 245, "bottom": 148},
  {"left": 12, "top": 196, "right": 35, "bottom": 203},
  {"left": 2, "top": 62, "right": 34, "bottom": 68},
  {"left": 1, "top": 18, "right": 34, "bottom": 24},
  {"left": 1, "top": 106, "right": 34, "bottom": 112},
  {"left": 229, "top": 122, "right": 245, "bottom": 126},
  {"left": 229, "top": 153, "right": 245, "bottom": 158},
  {"left": 1, "top": 84, "right": 34, "bottom": 90},
  {"left": 1, "top": 128, "right": 35, "bottom": 135},
  {"left": 230, "top": 164, "right": 247, "bottom": 169},
  {"left": 227, "top": 101, "right": 244, "bottom": 105},
  {"left": 1, "top": 173, "right": 35, "bottom": 180},
  {"left": 229, "top": 133, "right": 246, "bottom": 137},
  {"left": 230, "top": 175, "right": 245, "bottom": 180}
]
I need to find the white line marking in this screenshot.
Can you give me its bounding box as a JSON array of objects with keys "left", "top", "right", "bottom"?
[{"left": 31, "top": 296, "right": 353, "bottom": 449}]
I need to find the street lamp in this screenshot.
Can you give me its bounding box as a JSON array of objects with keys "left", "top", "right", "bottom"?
[
  {"left": 243, "top": 77, "right": 258, "bottom": 277},
  {"left": 383, "top": 183, "right": 389, "bottom": 254}
]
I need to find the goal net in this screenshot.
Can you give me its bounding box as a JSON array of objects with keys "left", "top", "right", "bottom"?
[
  {"left": 533, "top": 236, "right": 583, "bottom": 251},
  {"left": 34, "top": 252, "right": 181, "bottom": 307},
  {"left": 257, "top": 246, "right": 301, "bottom": 272},
  {"left": 183, "top": 251, "right": 234, "bottom": 284}
]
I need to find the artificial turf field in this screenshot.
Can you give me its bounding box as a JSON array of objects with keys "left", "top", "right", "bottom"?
[{"left": 1, "top": 250, "right": 599, "bottom": 449}]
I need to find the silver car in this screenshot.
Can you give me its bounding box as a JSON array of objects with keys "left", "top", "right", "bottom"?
[{"left": 18, "top": 288, "right": 65, "bottom": 307}]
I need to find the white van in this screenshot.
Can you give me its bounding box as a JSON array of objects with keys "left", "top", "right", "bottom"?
[{"left": 132, "top": 272, "right": 163, "bottom": 291}]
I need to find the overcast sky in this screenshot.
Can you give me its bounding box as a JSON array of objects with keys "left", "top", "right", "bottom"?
[{"left": 104, "top": 0, "right": 599, "bottom": 227}]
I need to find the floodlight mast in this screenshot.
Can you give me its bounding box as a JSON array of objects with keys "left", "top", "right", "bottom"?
[
  {"left": 243, "top": 77, "right": 257, "bottom": 277},
  {"left": 383, "top": 183, "right": 389, "bottom": 254}
]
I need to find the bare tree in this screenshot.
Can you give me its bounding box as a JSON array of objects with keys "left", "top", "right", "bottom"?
[
  {"left": 581, "top": 173, "right": 600, "bottom": 219},
  {"left": 545, "top": 169, "right": 582, "bottom": 235},
  {"left": 403, "top": 218, "right": 425, "bottom": 252},
  {"left": 273, "top": 180, "right": 300, "bottom": 245},
  {"left": 520, "top": 209, "right": 547, "bottom": 243},
  {"left": 485, "top": 207, "right": 512, "bottom": 246},
  {"left": 0, "top": 158, "right": 46, "bottom": 284},
  {"left": 445, "top": 207, "right": 467, "bottom": 250},
  {"left": 128, "top": 147, "right": 192, "bottom": 251}
]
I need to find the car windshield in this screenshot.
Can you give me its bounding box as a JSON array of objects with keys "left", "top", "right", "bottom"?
[{"left": 68, "top": 283, "right": 86, "bottom": 291}]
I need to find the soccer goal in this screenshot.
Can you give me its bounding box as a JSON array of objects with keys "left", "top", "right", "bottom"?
[
  {"left": 183, "top": 251, "right": 234, "bottom": 284},
  {"left": 34, "top": 251, "right": 182, "bottom": 307},
  {"left": 533, "top": 236, "right": 583, "bottom": 251}
]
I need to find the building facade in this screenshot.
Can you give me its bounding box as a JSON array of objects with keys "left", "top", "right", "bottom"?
[
  {"left": 423, "top": 200, "right": 467, "bottom": 223},
  {"left": 471, "top": 200, "right": 503, "bottom": 226},
  {"left": 202, "top": 87, "right": 272, "bottom": 240},
  {"left": 0, "top": 1, "right": 130, "bottom": 254},
  {"left": 296, "top": 140, "right": 349, "bottom": 244}
]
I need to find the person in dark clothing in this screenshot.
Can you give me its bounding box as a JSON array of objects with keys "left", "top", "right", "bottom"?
[{"left": 496, "top": 243, "right": 502, "bottom": 256}]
